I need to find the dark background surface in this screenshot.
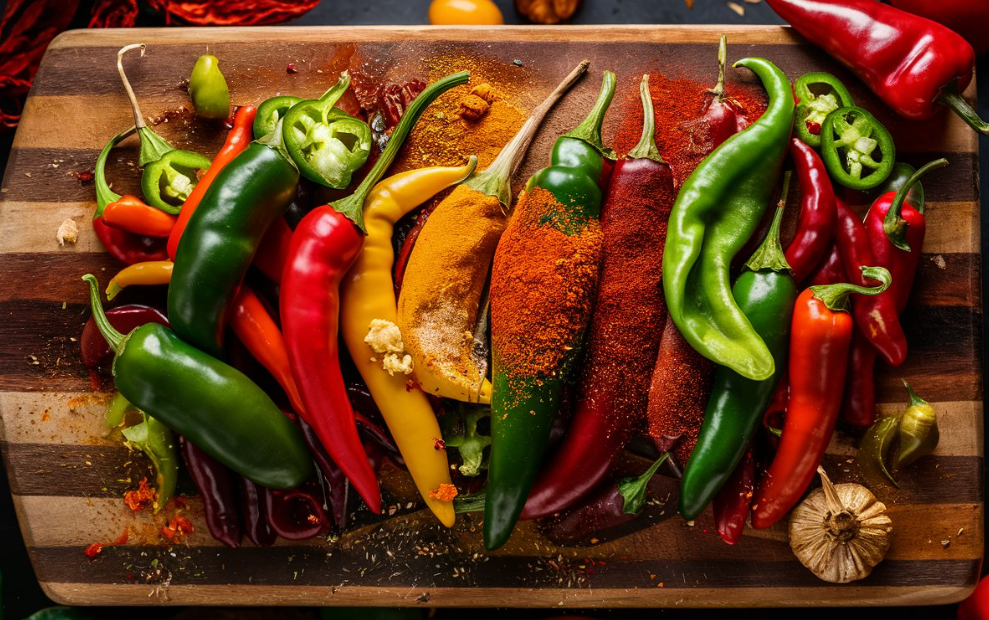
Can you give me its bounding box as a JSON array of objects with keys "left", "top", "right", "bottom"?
[{"left": 0, "top": 0, "right": 984, "bottom": 617}]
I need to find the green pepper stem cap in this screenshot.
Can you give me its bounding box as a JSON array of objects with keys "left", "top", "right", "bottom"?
[
  {"left": 82, "top": 274, "right": 125, "bottom": 353},
  {"left": 902, "top": 379, "right": 928, "bottom": 408},
  {"left": 745, "top": 170, "right": 792, "bottom": 274},
  {"left": 331, "top": 71, "right": 470, "bottom": 232},
  {"left": 883, "top": 158, "right": 948, "bottom": 252},
  {"left": 937, "top": 82, "right": 989, "bottom": 135},
  {"left": 709, "top": 34, "right": 728, "bottom": 99},
  {"left": 626, "top": 74, "right": 664, "bottom": 163},
  {"left": 117, "top": 44, "right": 175, "bottom": 166},
  {"left": 94, "top": 126, "right": 136, "bottom": 217},
  {"left": 618, "top": 453, "right": 670, "bottom": 516},
  {"left": 465, "top": 60, "right": 589, "bottom": 207},
  {"left": 809, "top": 265, "right": 891, "bottom": 312},
  {"left": 561, "top": 70, "right": 617, "bottom": 160}
]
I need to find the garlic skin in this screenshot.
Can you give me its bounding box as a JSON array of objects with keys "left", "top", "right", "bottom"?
[{"left": 789, "top": 467, "right": 893, "bottom": 584}]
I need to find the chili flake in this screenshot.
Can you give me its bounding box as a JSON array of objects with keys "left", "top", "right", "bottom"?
[
  {"left": 123, "top": 477, "right": 156, "bottom": 512},
  {"left": 428, "top": 483, "right": 458, "bottom": 502}
]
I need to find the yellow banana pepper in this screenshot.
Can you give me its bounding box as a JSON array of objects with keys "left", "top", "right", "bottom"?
[
  {"left": 341, "top": 157, "right": 477, "bottom": 528},
  {"left": 106, "top": 260, "right": 173, "bottom": 300}
]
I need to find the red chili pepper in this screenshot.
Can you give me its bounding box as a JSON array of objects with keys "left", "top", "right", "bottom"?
[
  {"left": 239, "top": 476, "right": 277, "bottom": 547},
  {"left": 179, "top": 437, "right": 242, "bottom": 548},
  {"left": 167, "top": 105, "right": 256, "bottom": 259},
  {"left": 692, "top": 35, "right": 751, "bottom": 152},
  {"left": 252, "top": 217, "right": 293, "bottom": 284},
  {"left": 751, "top": 267, "right": 891, "bottom": 529},
  {"left": 393, "top": 206, "right": 430, "bottom": 295},
  {"left": 103, "top": 195, "right": 177, "bottom": 238},
  {"left": 764, "top": 0, "right": 988, "bottom": 134},
  {"left": 890, "top": 0, "right": 989, "bottom": 56},
  {"left": 841, "top": 331, "right": 879, "bottom": 427},
  {"left": 785, "top": 139, "right": 836, "bottom": 284},
  {"left": 957, "top": 574, "right": 989, "bottom": 620},
  {"left": 522, "top": 75, "right": 674, "bottom": 520},
  {"left": 281, "top": 207, "right": 381, "bottom": 515},
  {"left": 712, "top": 449, "right": 754, "bottom": 545},
  {"left": 261, "top": 484, "right": 329, "bottom": 541},
  {"left": 80, "top": 304, "right": 168, "bottom": 371},
  {"left": 806, "top": 242, "right": 845, "bottom": 287},
  {"left": 93, "top": 218, "right": 169, "bottom": 265},
  {"left": 834, "top": 198, "right": 907, "bottom": 366}
]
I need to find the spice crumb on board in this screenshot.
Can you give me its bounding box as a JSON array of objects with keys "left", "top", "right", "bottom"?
[{"left": 56, "top": 218, "right": 78, "bottom": 246}]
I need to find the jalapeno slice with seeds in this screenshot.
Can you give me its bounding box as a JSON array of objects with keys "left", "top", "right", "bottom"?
[
  {"left": 141, "top": 149, "right": 212, "bottom": 214},
  {"left": 820, "top": 106, "right": 894, "bottom": 190},
  {"left": 253, "top": 95, "right": 302, "bottom": 139},
  {"left": 794, "top": 72, "right": 855, "bottom": 148}
]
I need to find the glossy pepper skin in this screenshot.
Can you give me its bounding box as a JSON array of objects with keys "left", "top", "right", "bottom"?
[
  {"left": 105, "top": 261, "right": 172, "bottom": 300},
  {"left": 890, "top": 0, "right": 989, "bottom": 56},
  {"left": 793, "top": 72, "right": 855, "bottom": 148},
  {"left": 712, "top": 449, "right": 754, "bottom": 545},
  {"left": 103, "top": 195, "right": 177, "bottom": 238},
  {"left": 169, "top": 139, "right": 299, "bottom": 358},
  {"left": 283, "top": 72, "right": 469, "bottom": 522},
  {"left": 695, "top": 35, "right": 750, "bottom": 150},
  {"left": 786, "top": 139, "right": 837, "bottom": 284},
  {"left": 84, "top": 275, "right": 313, "bottom": 489},
  {"left": 485, "top": 71, "right": 616, "bottom": 551},
  {"left": 679, "top": 193, "right": 798, "bottom": 521},
  {"left": 523, "top": 75, "right": 673, "bottom": 520},
  {"left": 663, "top": 57, "right": 794, "bottom": 382},
  {"left": 751, "top": 267, "right": 891, "bottom": 529},
  {"left": 254, "top": 96, "right": 302, "bottom": 140},
  {"left": 819, "top": 106, "right": 895, "bottom": 191},
  {"left": 764, "top": 0, "right": 988, "bottom": 134},
  {"left": 188, "top": 54, "right": 230, "bottom": 120},
  {"left": 180, "top": 437, "right": 242, "bottom": 548}
]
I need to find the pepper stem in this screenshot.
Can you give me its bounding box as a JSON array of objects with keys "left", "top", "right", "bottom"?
[
  {"left": 883, "top": 158, "right": 948, "bottom": 252},
  {"left": 117, "top": 44, "right": 174, "bottom": 167},
  {"left": 617, "top": 453, "right": 670, "bottom": 516},
  {"left": 94, "top": 126, "right": 136, "bottom": 217},
  {"left": 936, "top": 82, "right": 989, "bottom": 135},
  {"left": 117, "top": 44, "right": 147, "bottom": 130},
  {"left": 744, "top": 171, "right": 792, "bottom": 273},
  {"left": 82, "top": 275, "right": 125, "bottom": 353},
  {"left": 902, "top": 379, "right": 928, "bottom": 408},
  {"left": 708, "top": 34, "right": 728, "bottom": 99},
  {"left": 464, "top": 60, "right": 589, "bottom": 208},
  {"left": 626, "top": 74, "right": 663, "bottom": 163},
  {"left": 809, "top": 265, "right": 891, "bottom": 313},
  {"left": 561, "top": 70, "right": 617, "bottom": 160},
  {"left": 331, "top": 71, "right": 469, "bottom": 232}
]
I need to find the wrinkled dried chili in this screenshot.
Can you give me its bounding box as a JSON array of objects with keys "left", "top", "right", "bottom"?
[
  {"left": 147, "top": 0, "right": 321, "bottom": 26},
  {"left": 90, "top": 0, "right": 139, "bottom": 28}
]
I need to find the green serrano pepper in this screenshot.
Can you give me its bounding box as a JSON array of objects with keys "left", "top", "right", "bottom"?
[
  {"left": 678, "top": 179, "right": 797, "bottom": 520},
  {"left": 662, "top": 57, "right": 794, "bottom": 381},
  {"left": 84, "top": 275, "right": 313, "bottom": 489},
  {"left": 168, "top": 128, "right": 299, "bottom": 358}
]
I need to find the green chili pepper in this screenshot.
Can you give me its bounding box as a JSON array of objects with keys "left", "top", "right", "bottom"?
[
  {"left": 679, "top": 175, "right": 798, "bottom": 520},
  {"left": 84, "top": 274, "right": 313, "bottom": 489},
  {"left": 282, "top": 72, "right": 372, "bottom": 189},
  {"left": 485, "top": 71, "right": 616, "bottom": 552},
  {"left": 662, "top": 57, "right": 794, "bottom": 382},
  {"left": 121, "top": 408, "right": 179, "bottom": 512},
  {"left": 876, "top": 162, "right": 925, "bottom": 211},
  {"left": 189, "top": 54, "right": 230, "bottom": 120},
  {"left": 168, "top": 122, "right": 299, "bottom": 358},
  {"left": 105, "top": 390, "right": 133, "bottom": 430},
  {"left": 857, "top": 414, "right": 901, "bottom": 487},
  {"left": 821, "top": 106, "right": 895, "bottom": 190},
  {"left": 439, "top": 403, "right": 491, "bottom": 477},
  {"left": 254, "top": 95, "right": 302, "bottom": 139},
  {"left": 897, "top": 380, "right": 939, "bottom": 468},
  {"left": 793, "top": 72, "right": 855, "bottom": 148}
]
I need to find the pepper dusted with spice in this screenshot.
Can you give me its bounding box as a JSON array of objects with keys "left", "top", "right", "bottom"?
[
  {"left": 485, "top": 71, "right": 615, "bottom": 550},
  {"left": 523, "top": 75, "right": 674, "bottom": 520}
]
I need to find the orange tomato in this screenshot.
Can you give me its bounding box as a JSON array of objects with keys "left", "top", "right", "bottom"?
[{"left": 428, "top": 0, "right": 505, "bottom": 25}]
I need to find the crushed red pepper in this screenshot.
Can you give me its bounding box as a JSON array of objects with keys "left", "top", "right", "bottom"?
[
  {"left": 123, "top": 477, "right": 156, "bottom": 512},
  {"left": 428, "top": 483, "right": 459, "bottom": 502},
  {"left": 161, "top": 514, "right": 194, "bottom": 541}
]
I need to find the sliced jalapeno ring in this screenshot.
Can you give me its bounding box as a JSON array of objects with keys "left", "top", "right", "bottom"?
[
  {"left": 254, "top": 95, "right": 302, "bottom": 139},
  {"left": 820, "top": 106, "right": 894, "bottom": 191},
  {"left": 141, "top": 149, "right": 212, "bottom": 214},
  {"left": 794, "top": 72, "right": 855, "bottom": 148}
]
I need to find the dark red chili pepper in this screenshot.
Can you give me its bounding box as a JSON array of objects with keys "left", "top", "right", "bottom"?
[
  {"left": 835, "top": 198, "right": 907, "bottom": 366},
  {"left": 299, "top": 419, "right": 350, "bottom": 529},
  {"left": 751, "top": 267, "right": 891, "bottom": 529},
  {"left": 692, "top": 35, "right": 751, "bottom": 153},
  {"left": 240, "top": 476, "right": 277, "bottom": 547},
  {"left": 522, "top": 74, "right": 674, "bottom": 520},
  {"left": 261, "top": 484, "right": 329, "bottom": 540},
  {"left": 93, "top": 218, "right": 169, "bottom": 265},
  {"left": 253, "top": 217, "right": 293, "bottom": 284},
  {"left": 806, "top": 242, "right": 845, "bottom": 287},
  {"left": 712, "top": 449, "right": 754, "bottom": 545},
  {"left": 80, "top": 304, "right": 168, "bottom": 371},
  {"left": 785, "top": 139, "right": 837, "bottom": 284},
  {"left": 842, "top": 331, "right": 879, "bottom": 427},
  {"left": 764, "top": 0, "right": 988, "bottom": 134},
  {"left": 179, "top": 437, "right": 242, "bottom": 548}
]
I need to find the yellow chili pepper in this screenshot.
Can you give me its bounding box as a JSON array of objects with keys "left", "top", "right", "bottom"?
[
  {"left": 106, "top": 260, "right": 173, "bottom": 300},
  {"left": 341, "top": 157, "right": 477, "bottom": 527}
]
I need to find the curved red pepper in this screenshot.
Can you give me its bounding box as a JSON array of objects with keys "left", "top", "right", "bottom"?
[
  {"left": 240, "top": 476, "right": 277, "bottom": 547},
  {"left": 80, "top": 304, "right": 168, "bottom": 371},
  {"left": 93, "top": 218, "right": 168, "bottom": 265},
  {"left": 180, "top": 437, "right": 242, "bottom": 548},
  {"left": 261, "top": 485, "right": 330, "bottom": 541},
  {"left": 890, "top": 0, "right": 989, "bottom": 56},
  {"left": 785, "top": 139, "right": 836, "bottom": 284},
  {"left": 253, "top": 217, "right": 294, "bottom": 284},
  {"left": 842, "top": 331, "right": 879, "bottom": 427},
  {"left": 280, "top": 206, "right": 381, "bottom": 515},
  {"left": 806, "top": 242, "right": 845, "bottom": 287},
  {"left": 835, "top": 199, "right": 907, "bottom": 366},
  {"left": 764, "top": 0, "right": 986, "bottom": 133},
  {"left": 712, "top": 449, "right": 754, "bottom": 545}
]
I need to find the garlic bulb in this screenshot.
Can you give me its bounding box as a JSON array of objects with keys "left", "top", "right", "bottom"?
[{"left": 789, "top": 467, "right": 893, "bottom": 583}]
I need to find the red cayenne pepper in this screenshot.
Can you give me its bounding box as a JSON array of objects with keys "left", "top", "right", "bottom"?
[
  {"left": 807, "top": 241, "right": 845, "bottom": 286},
  {"left": 522, "top": 75, "right": 675, "bottom": 520},
  {"left": 786, "top": 139, "right": 837, "bottom": 284},
  {"left": 712, "top": 449, "right": 754, "bottom": 545}
]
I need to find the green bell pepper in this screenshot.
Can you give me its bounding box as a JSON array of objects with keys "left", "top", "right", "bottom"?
[
  {"left": 189, "top": 54, "right": 230, "bottom": 120},
  {"left": 793, "top": 72, "right": 855, "bottom": 148},
  {"left": 820, "top": 105, "right": 895, "bottom": 190},
  {"left": 254, "top": 95, "right": 302, "bottom": 139},
  {"left": 282, "top": 72, "right": 372, "bottom": 189},
  {"left": 679, "top": 181, "right": 798, "bottom": 520},
  {"left": 485, "top": 71, "right": 616, "bottom": 552},
  {"left": 84, "top": 275, "right": 313, "bottom": 489}
]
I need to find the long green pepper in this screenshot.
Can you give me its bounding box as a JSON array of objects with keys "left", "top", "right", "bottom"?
[
  {"left": 485, "top": 71, "right": 616, "bottom": 552},
  {"left": 678, "top": 178, "right": 797, "bottom": 520},
  {"left": 662, "top": 57, "right": 794, "bottom": 381}
]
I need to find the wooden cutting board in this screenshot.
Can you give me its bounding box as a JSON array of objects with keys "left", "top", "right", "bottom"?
[{"left": 0, "top": 25, "right": 982, "bottom": 608}]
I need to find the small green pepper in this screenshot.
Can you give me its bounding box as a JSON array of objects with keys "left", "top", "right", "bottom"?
[
  {"left": 121, "top": 408, "right": 179, "bottom": 513},
  {"left": 189, "top": 54, "right": 230, "bottom": 120},
  {"left": 897, "top": 380, "right": 939, "bottom": 468},
  {"left": 254, "top": 95, "right": 302, "bottom": 139},
  {"left": 820, "top": 106, "right": 895, "bottom": 190},
  {"left": 141, "top": 148, "right": 212, "bottom": 214},
  {"left": 793, "top": 72, "right": 855, "bottom": 148},
  {"left": 282, "top": 71, "right": 372, "bottom": 189},
  {"left": 857, "top": 414, "right": 900, "bottom": 487}
]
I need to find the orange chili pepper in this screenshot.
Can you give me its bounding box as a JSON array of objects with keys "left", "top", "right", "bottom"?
[
  {"left": 229, "top": 286, "right": 305, "bottom": 416},
  {"left": 103, "top": 195, "right": 177, "bottom": 238},
  {"left": 167, "top": 105, "right": 257, "bottom": 259}
]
